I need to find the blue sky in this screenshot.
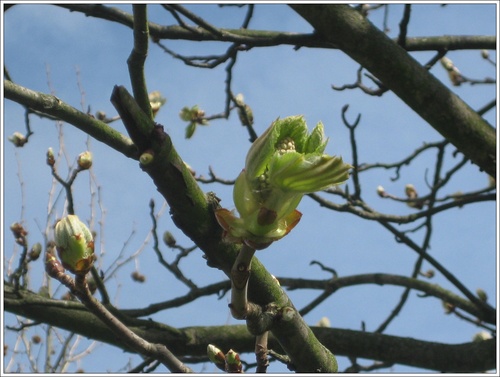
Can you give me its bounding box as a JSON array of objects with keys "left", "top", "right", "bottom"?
[{"left": 2, "top": 3, "right": 497, "bottom": 373}]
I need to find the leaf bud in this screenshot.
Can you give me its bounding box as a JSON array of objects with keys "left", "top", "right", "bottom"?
[
  {"left": 45, "top": 249, "right": 65, "bottom": 278},
  {"left": 95, "top": 111, "right": 107, "bottom": 121},
  {"left": 215, "top": 116, "right": 351, "bottom": 249},
  {"left": 28, "top": 242, "right": 42, "bottom": 261},
  {"left": 163, "top": 231, "right": 176, "bottom": 247},
  {"left": 149, "top": 91, "right": 167, "bottom": 117},
  {"left": 8, "top": 132, "right": 27, "bottom": 147},
  {"left": 131, "top": 271, "right": 146, "bottom": 283},
  {"left": 207, "top": 344, "right": 226, "bottom": 371},
  {"left": 10, "top": 222, "right": 27, "bottom": 239},
  {"left": 139, "top": 150, "right": 155, "bottom": 166},
  {"left": 281, "top": 306, "right": 296, "bottom": 321},
  {"left": 472, "top": 331, "right": 492, "bottom": 342},
  {"left": 440, "top": 57, "right": 454, "bottom": 71},
  {"left": 224, "top": 349, "right": 242, "bottom": 373},
  {"left": 46, "top": 148, "right": 56, "bottom": 166},
  {"left": 376, "top": 185, "right": 386, "bottom": 197},
  {"left": 31, "top": 335, "right": 42, "bottom": 344},
  {"left": 315, "top": 316, "right": 331, "bottom": 327},
  {"left": 476, "top": 288, "right": 488, "bottom": 302},
  {"left": 77, "top": 151, "right": 93, "bottom": 170},
  {"left": 54, "top": 215, "right": 95, "bottom": 274},
  {"left": 405, "top": 184, "right": 424, "bottom": 209},
  {"left": 235, "top": 93, "right": 254, "bottom": 127},
  {"left": 442, "top": 301, "right": 455, "bottom": 314},
  {"left": 419, "top": 269, "right": 435, "bottom": 278}
]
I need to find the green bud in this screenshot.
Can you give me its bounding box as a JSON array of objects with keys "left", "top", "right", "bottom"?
[
  {"left": 207, "top": 344, "right": 226, "bottom": 371},
  {"left": 28, "top": 242, "right": 42, "bottom": 261},
  {"left": 180, "top": 105, "right": 209, "bottom": 139},
  {"left": 46, "top": 148, "right": 55, "bottom": 166},
  {"left": 224, "top": 349, "right": 242, "bottom": 373},
  {"left": 215, "top": 116, "right": 352, "bottom": 249},
  {"left": 476, "top": 288, "right": 488, "bottom": 303},
  {"left": 54, "top": 215, "right": 95, "bottom": 274},
  {"left": 77, "top": 151, "right": 93, "bottom": 170},
  {"left": 185, "top": 122, "right": 197, "bottom": 139},
  {"left": 139, "top": 150, "right": 155, "bottom": 166},
  {"left": 163, "top": 231, "right": 176, "bottom": 247}
]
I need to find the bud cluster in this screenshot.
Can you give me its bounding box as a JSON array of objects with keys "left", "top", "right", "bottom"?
[
  {"left": 207, "top": 344, "right": 242, "bottom": 373},
  {"left": 215, "top": 116, "right": 352, "bottom": 249},
  {"left": 276, "top": 136, "right": 295, "bottom": 155}
]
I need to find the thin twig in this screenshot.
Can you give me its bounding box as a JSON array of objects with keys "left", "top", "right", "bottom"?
[{"left": 46, "top": 262, "right": 193, "bottom": 373}]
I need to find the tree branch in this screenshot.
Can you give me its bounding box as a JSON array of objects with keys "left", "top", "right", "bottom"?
[
  {"left": 128, "top": 4, "right": 153, "bottom": 119},
  {"left": 109, "top": 85, "right": 338, "bottom": 372},
  {"left": 4, "top": 80, "right": 137, "bottom": 159},
  {"left": 4, "top": 60, "right": 335, "bottom": 373},
  {"left": 290, "top": 4, "right": 496, "bottom": 178},
  {"left": 57, "top": 4, "right": 496, "bottom": 51},
  {"left": 5, "top": 284, "right": 495, "bottom": 372}
]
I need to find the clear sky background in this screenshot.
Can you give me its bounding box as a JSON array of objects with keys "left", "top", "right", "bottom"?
[{"left": 2, "top": 3, "right": 497, "bottom": 374}]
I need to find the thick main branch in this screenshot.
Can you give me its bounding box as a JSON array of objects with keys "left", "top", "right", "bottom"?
[{"left": 4, "top": 284, "right": 495, "bottom": 373}]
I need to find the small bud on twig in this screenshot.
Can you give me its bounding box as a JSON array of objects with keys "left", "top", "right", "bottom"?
[
  {"left": 46, "top": 148, "right": 55, "bottom": 166},
  {"left": 440, "top": 57, "right": 465, "bottom": 86},
  {"left": 131, "top": 271, "right": 146, "bottom": 283},
  {"left": 163, "top": 231, "right": 176, "bottom": 247},
  {"left": 77, "top": 151, "right": 93, "bottom": 170},
  {"left": 9, "top": 132, "right": 27, "bottom": 147},
  {"left": 476, "top": 288, "right": 488, "bottom": 303},
  {"left": 376, "top": 185, "right": 386, "bottom": 197},
  {"left": 405, "top": 184, "right": 424, "bottom": 209},
  {"left": 10, "top": 222, "right": 28, "bottom": 246},
  {"left": 28, "top": 242, "right": 42, "bottom": 261}
]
